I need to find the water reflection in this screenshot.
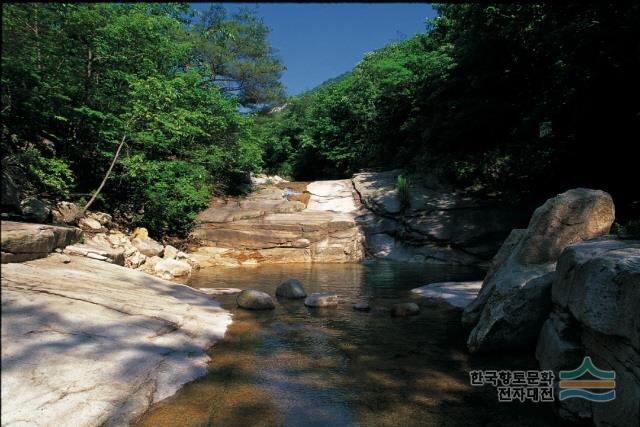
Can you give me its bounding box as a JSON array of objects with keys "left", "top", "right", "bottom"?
[{"left": 134, "top": 262, "right": 566, "bottom": 427}]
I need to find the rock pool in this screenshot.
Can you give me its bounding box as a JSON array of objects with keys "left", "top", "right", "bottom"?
[{"left": 134, "top": 262, "right": 566, "bottom": 427}]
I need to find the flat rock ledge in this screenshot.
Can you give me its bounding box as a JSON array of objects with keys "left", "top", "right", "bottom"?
[
  {"left": 412, "top": 281, "right": 483, "bottom": 309},
  {"left": 1, "top": 254, "right": 231, "bottom": 427}
]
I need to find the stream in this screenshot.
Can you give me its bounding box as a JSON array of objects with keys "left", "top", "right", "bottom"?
[{"left": 134, "top": 262, "right": 565, "bottom": 427}]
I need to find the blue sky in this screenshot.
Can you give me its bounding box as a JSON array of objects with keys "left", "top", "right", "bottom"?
[{"left": 191, "top": 3, "right": 436, "bottom": 96}]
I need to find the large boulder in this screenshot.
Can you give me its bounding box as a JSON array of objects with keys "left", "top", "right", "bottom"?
[
  {"left": 163, "top": 245, "right": 179, "bottom": 260},
  {"left": 154, "top": 258, "right": 192, "bottom": 281},
  {"left": 1, "top": 221, "right": 82, "bottom": 263},
  {"left": 51, "top": 201, "right": 81, "bottom": 225},
  {"left": 464, "top": 188, "right": 615, "bottom": 353},
  {"left": 467, "top": 272, "right": 555, "bottom": 352},
  {"left": 552, "top": 239, "right": 640, "bottom": 348},
  {"left": 536, "top": 239, "right": 640, "bottom": 427},
  {"left": 237, "top": 289, "right": 275, "bottom": 310},
  {"left": 516, "top": 188, "right": 615, "bottom": 264},
  {"left": 130, "top": 228, "right": 164, "bottom": 257},
  {"left": 275, "top": 278, "right": 307, "bottom": 299},
  {"left": 19, "top": 197, "right": 50, "bottom": 223},
  {"left": 87, "top": 211, "right": 112, "bottom": 227},
  {"left": 78, "top": 217, "right": 103, "bottom": 231}
]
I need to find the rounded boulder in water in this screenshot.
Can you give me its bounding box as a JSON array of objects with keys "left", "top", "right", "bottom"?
[
  {"left": 237, "top": 289, "right": 275, "bottom": 310},
  {"left": 353, "top": 301, "right": 371, "bottom": 311},
  {"left": 304, "top": 292, "right": 339, "bottom": 307},
  {"left": 392, "top": 302, "right": 420, "bottom": 317},
  {"left": 275, "top": 278, "right": 307, "bottom": 299}
]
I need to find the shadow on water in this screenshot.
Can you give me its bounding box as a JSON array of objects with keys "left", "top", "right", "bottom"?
[{"left": 134, "top": 262, "right": 569, "bottom": 427}]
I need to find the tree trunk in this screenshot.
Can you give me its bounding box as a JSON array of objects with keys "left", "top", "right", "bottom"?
[{"left": 80, "top": 132, "right": 127, "bottom": 217}]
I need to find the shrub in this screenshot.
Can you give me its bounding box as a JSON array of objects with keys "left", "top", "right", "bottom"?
[
  {"left": 15, "top": 147, "right": 75, "bottom": 198},
  {"left": 396, "top": 174, "right": 410, "bottom": 212}
]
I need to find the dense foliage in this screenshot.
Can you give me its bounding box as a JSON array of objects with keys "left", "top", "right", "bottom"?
[
  {"left": 2, "top": 3, "right": 283, "bottom": 235},
  {"left": 4, "top": 3, "right": 639, "bottom": 235},
  {"left": 257, "top": 4, "right": 639, "bottom": 219}
]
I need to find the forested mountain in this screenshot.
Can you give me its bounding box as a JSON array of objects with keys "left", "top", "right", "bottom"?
[{"left": 257, "top": 3, "right": 639, "bottom": 222}]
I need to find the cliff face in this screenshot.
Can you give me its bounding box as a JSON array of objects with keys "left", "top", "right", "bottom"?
[
  {"left": 189, "top": 179, "right": 365, "bottom": 267},
  {"left": 352, "top": 169, "right": 529, "bottom": 267},
  {"left": 189, "top": 170, "right": 529, "bottom": 267},
  {"left": 537, "top": 239, "right": 640, "bottom": 427}
]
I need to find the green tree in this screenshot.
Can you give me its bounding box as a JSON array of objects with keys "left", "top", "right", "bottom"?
[
  {"left": 1, "top": 3, "right": 270, "bottom": 235},
  {"left": 190, "top": 4, "right": 285, "bottom": 108}
]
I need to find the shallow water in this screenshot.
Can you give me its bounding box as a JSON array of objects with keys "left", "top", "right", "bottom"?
[{"left": 134, "top": 262, "right": 565, "bottom": 427}]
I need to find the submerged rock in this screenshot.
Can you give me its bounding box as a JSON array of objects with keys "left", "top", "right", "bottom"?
[
  {"left": 237, "top": 289, "right": 275, "bottom": 310},
  {"left": 304, "top": 292, "right": 339, "bottom": 307},
  {"left": 411, "top": 281, "right": 482, "bottom": 309},
  {"left": 353, "top": 301, "right": 371, "bottom": 311},
  {"left": 197, "top": 288, "right": 242, "bottom": 295},
  {"left": 391, "top": 302, "right": 420, "bottom": 317},
  {"left": 275, "top": 278, "right": 307, "bottom": 299}
]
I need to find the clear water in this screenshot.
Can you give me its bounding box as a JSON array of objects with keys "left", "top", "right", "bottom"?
[{"left": 134, "top": 262, "right": 565, "bottom": 427}]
